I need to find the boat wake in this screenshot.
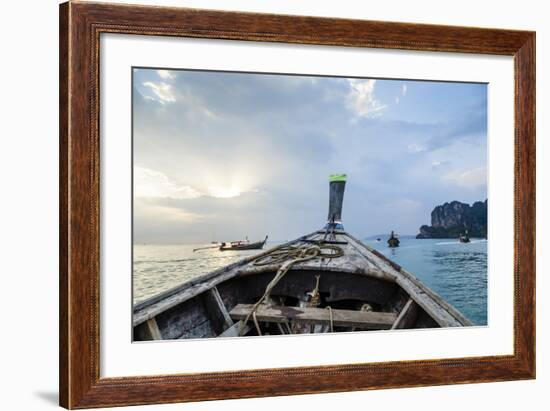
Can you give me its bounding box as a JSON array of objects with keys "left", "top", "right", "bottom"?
[{"left": 435, "top": 239, "right": 487, "bottom": 246}]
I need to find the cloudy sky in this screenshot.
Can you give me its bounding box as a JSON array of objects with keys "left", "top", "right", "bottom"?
[{"left": 133, "top": 68, "right": 487, "bottom": 244}]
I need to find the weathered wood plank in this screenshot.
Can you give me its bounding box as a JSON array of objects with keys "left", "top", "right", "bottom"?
[
  {"left": 203, "top": 286, "right": 234, "bottom": 334},
  {"left": 230, "top": 304, "right": 396, "bottom": 329},
  {"left": 391, "top": 298, "right": 418, "bottom": 330},
  {"left": 218, "top": 321, "right": 252, "bottom": 338},
  {"left": 145, "top": 318, "right": 162, "bottom": 340},
  {"left": 210, "top": 287, "right": 234, "bottom": 327},
  {"left": 177, "top": 319, "right": 215, "bottom": 339},
  {"left": 133, "top": 273, "right": 234, "bottom": 326},
  {"left": 155, "top": 297, "right": 212, "bottom": 339}
]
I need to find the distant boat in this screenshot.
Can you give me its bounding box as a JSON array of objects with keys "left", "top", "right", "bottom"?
[
  {"left": 376, "top": 238, "right": 381, "bottom": 242},
  {"left": 459, "top": 230, "right": 470, "bottom": 243},
  {"left": 219, "top": 236, "right": 268, "bottom": 251},
  {"left": 387, "top": 231, "right": 400, "bottom": 248}
]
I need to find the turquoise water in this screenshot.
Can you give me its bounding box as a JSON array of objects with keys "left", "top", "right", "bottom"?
[{"left": 367, "top": 237, "right": 487, "bottom": 325}]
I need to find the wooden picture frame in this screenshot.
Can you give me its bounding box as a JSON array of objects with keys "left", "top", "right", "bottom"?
[{"left": 59, "top": 1, "right": 535, "bottom": 408}]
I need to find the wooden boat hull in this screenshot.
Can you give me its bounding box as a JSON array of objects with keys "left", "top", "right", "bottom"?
[
  {"left": 387, "top": 239, "right": 400, "bottom": 247},
  {"left": 134, "top": 230, "right": 472, "bottom": 341},
  {"left": 219, "top": 241, "right": 266, "bottom": 251},
  {"left": 219, "top": 236, "right": 268, "bottom": 251}
]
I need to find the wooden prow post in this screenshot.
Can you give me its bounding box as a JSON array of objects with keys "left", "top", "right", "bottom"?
[{"left": 326, "top": 174, "right": 347, "bottom": 230}]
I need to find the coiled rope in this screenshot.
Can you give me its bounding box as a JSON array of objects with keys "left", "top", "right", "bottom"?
[{"left": 239, "top": 243, "right": 344, "bottom": 336}]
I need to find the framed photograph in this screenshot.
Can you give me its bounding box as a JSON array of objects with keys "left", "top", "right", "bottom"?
[{"left": 59, "top": 1, "right": 535, "bottom": 408}]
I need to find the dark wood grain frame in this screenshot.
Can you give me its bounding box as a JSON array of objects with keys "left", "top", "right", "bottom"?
[{"left": 59, "top": 1, "right": 535, "bottom": 408}]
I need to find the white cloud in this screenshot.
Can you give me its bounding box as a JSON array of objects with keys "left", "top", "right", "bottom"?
[
  {"left": 157, "top": 70, "right": 176, "bottom": 80},
  {"left": 134, "top": 198, "right": 201, "bottom": 224},
  {"left": 407, "top": 143, "right": 426, "bottom": 153},
  {"left": 142, "top": 81, "right": 176, "bottom": 104},
  {"left": 134, "top": 167, "right": 202, "bottom": 199},
  {"left": 443, "top": 166, "right": 487, "bottom": 188},
  {"left": 346, "top": 79, "right": 386, "bottom": 118}
]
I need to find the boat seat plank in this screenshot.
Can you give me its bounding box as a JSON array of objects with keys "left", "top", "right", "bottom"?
[{"left": 229, "top": 304, "right": 397, "bottom": 330}]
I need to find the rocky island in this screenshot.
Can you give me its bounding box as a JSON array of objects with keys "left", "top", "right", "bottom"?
[{"left": 416, "top": 200, "right": 487, "bottom": 239}]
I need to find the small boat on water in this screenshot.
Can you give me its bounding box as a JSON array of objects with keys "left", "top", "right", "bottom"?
[
  {"left": 459, "top": 230, "right": 471, "bottom": 243},
  {"left": 387, "top": 231, "right": 400, "bottom": 248},
  {"left": 134, "top": 175, "right": 471, "bottom": 341},
  {"left": 193, "top": 236, "right": 268, "bottom": 252},
  {"left": 219, "top": 236, "right": 268, "bottom": 251}
]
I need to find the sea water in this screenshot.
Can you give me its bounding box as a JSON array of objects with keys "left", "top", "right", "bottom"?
[
  {"left": 133, "top": 238, "right": 487, "bottom": 325},
  {"left": 368, "top": 237, "right": 487, "bottom": 325},
  {"left": 133, "top": 244, "right": 265, "bottom": 305}
]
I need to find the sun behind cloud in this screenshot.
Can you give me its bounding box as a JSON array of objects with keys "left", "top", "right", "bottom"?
[{"left": 208, "top": 186, "right": 243, "bottom": 199}]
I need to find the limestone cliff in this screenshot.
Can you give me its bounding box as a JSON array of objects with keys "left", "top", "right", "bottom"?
[{"left": 416, "top": 200, "right": 487, "bottom": 239}]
